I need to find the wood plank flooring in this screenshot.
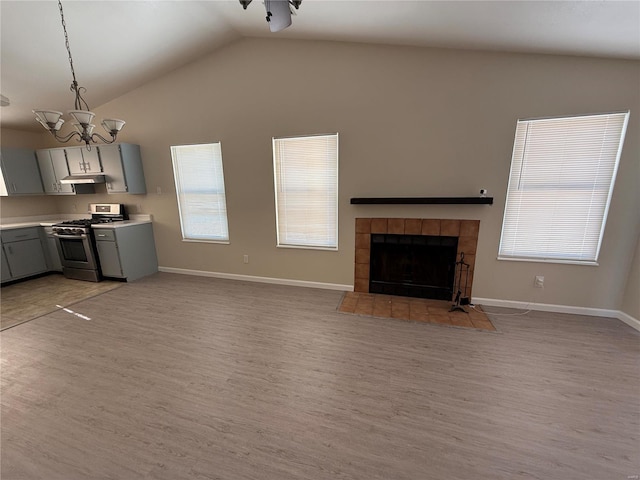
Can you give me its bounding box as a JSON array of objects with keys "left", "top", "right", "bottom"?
[{"left": 1, "top": 272, "right": 638, "bottom": 479}]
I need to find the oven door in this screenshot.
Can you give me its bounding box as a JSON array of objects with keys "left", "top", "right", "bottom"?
[{"left": 53, "top": 232, "right": 98, "bottom": 270}]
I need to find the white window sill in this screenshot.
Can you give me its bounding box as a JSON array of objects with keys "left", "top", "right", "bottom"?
[{"left": 497, "top": 256, "right": 598, "bottom": 266}]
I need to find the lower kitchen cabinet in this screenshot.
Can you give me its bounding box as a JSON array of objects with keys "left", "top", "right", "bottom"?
[
  {"left": 94, "top": 223, "right": 157, "bottom": 281},
  {"left": 43, "top": 227, "right": 62, "bottom": 272},
  {"left": 1, "top": 247, "right": 11, "bottom": 282},
  {"left": 1, "top": 227, "right": 48, "bottom": 283}
]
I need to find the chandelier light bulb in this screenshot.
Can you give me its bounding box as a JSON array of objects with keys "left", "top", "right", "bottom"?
[
  {"left": 68, "top": 110, "right": 96, "bottom": 126},
  {"left": 101, "top": 118, "right": 126, "bottom": 134}
]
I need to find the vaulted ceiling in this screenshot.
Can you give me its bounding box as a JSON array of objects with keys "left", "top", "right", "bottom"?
[{"left": 2, "top": 0, "right": 639, "bottom": 132}]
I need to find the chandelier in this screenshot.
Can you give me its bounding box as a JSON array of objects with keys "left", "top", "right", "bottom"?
[
  {"left": 240, "top": 0, "right": 302, "bottom": 32},
  {"left": 33, "top": 0, "right": 125, "bottom": 148}
]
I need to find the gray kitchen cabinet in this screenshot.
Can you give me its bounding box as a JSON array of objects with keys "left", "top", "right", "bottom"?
[
  {"left": 1, "top": 247, "right": 11, "bottom": 282},
  {"left": 66, "top": 146, "right": 102, "bottom": 175},
  {"left": 0, "top": 147, "right": 44, "bottom": 196},
  {"left": 36, "top": 148, "right": 75, "bottom": 195},
  {"left": 1, "top": 227, "right": 48, "bottom": 282},
  {"left": 94, "top": 223, "right": 157, "bottom": 281},
  {"left": 98, "top": 143, "right": 146, "bottom": 194},
  {"left": 42, "top": 227, "right": 62, "bottom": 272}
]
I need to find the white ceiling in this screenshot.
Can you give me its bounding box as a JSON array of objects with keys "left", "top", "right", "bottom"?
[{"left": 1, "top": 0, "right": 639, "bottom": 132}]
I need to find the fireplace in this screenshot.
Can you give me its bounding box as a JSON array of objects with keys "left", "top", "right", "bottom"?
[
  {"left": 354, "top": 218, "right": 480, "bottom": 301},
  {"left": 370, "top": 234, "right": 458, "bottom": 300}
]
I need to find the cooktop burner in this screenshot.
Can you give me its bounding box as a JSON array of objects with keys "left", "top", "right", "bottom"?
[{"left": 57, "top": 218, "right": 117, "bottom": 226}]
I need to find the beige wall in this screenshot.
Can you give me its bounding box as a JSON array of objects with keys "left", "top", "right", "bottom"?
[
  {"left": 4, "top": 38, "right": 640, "bottom": 311},
  {"left": 622, "top": 238, "right": 640, "bottom": 320}
]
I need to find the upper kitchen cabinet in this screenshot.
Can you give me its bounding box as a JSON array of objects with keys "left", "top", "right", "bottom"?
[
  {"left": 66, "top": 146, "right": 102, "bottom": 175},
  {"left": 0, "top": 147, "right": 44, "bottom": 196},
  {"left": 36, "top": 148, "right": 75, "bottom": 195},
  {"left": 98, "top": 143, "right": 146, "bottom": 194}
]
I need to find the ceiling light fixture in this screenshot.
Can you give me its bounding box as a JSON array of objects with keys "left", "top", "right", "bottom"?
[
  {"left": 33, "top": 0, "right": 125, "bottom": 148},
  {"left": 240, "top": 0, "right": 302, "bottom": 33}
]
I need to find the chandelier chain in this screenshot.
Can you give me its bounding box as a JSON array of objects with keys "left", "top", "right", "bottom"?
[{"left": 58, "top": 0, "right": 89, "bottom": 111}]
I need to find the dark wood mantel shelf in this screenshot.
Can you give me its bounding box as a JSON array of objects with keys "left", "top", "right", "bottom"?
[{"left": 350, "top": 197, "right": 494, "bottom": 205}]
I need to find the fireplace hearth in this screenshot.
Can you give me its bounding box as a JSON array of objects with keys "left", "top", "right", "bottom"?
[{"left": 354, "top": 218, "right": 480, "bottom": 302}]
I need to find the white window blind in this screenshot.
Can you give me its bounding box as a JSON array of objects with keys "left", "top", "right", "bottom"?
[
  {"left": 273, "top": 133, "right": 339, "bottom": 249},
  {"left": 499, "top": 111, "right": 629, "bottom": 264},
  {"left": 170, "top": 143, "right": 229, "bottom": 242}
]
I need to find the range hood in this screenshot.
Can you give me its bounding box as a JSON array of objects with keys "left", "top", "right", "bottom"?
[{"left": 60, "top": 174, "right": 105, "bottom": 184}]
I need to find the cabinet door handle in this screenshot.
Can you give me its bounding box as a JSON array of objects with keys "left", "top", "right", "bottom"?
[
  {"left": 97, "top": 234, "right": 108, "bottom": 238},
  {"left": 7, "top": 246, "right": 12, "bottom": 255},
  {"left": 86, "top": 162, "right": 91, "bottom": 171},
  {"left": 14, "top": 234, "right": 28, "bottom": 238}
]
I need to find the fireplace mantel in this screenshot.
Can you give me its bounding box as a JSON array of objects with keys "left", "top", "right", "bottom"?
[{"left": 351, "top": 197, "right": 493, "bottom": 205}]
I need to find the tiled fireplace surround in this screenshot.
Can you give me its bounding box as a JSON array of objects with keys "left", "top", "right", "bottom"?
[{"left": 354, "top": 218, "right": 480, "bottom": 301}]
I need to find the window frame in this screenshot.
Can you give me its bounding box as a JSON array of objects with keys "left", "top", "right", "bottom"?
[
  {"left": 272, "top": 133, "right": 339, "bottom": 251},
  {"left": 170, "top": 142, "right": 230, "bottom": 244},
  {"left": 498, "top": 111, "right": 630, "bottom": 266}
]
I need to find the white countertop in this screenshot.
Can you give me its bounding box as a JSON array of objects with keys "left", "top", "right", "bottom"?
[
  {"left": 92, "top": 218, "right": 152, "bottom": 229},
  {"left": 0, "top": 214, "right": 152, "bottom": 230}
]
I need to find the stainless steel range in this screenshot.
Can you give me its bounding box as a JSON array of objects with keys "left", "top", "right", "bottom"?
[{"left": 53, "top": 203, "right": 126, "bottom": 282}]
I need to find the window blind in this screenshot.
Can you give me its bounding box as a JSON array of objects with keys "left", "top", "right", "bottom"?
[
  {"left": 170, "top": 143, "right": 229, "bottom": 242},
  {"left": 273, "top": 134, "right": 339, "bottom": 249},
  {"left": 498, "top": 111, "right": 629, "bottom": 264}
]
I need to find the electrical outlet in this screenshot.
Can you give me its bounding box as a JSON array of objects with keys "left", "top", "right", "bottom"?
[
  {"left": 534, "top": 275, "right": 545, "bottom": 288},
  {"left": 243, "top": 255, "right": 249, "bottom": 264}
]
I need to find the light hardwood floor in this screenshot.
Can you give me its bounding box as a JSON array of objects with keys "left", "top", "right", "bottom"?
[{"left": 1, "top": 272, "right": 638, "bottom": 479}]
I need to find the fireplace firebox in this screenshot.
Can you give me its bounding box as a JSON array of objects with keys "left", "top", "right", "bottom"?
[
  {"left": 369, "top": 234, "right": 458, "bottom": 300},
  {"left": 354, "top": 218, "right": 480, "bottom": 302}
]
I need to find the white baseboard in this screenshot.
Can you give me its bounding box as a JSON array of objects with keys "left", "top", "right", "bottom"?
[
  {"left": 154, "top": 270, "right": 639, "bottom": 332},
  {"left": 158, "top": 266, "right": 353, "bottom": 292},
  {"left": 473, "top": 296, "right": 640, "bottom": 332},
  {"left": 616, "top": 311, "right": 640, "bottom": 332}
]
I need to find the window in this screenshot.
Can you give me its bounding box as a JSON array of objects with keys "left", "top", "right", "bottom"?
[
  {"left": 499, "top": 111, "right": 629, "bottom": 264},
  {"left": 273, "top": 133, "right": 339, "bottom": 250},
  {"left": 171, "top": 142, "right": 229, "bottom": 242}
]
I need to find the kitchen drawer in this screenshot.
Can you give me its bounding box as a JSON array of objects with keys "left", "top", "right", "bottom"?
[
  {"left": 2, "top": 227, "right": 41, "bottom": 243},
  {"left": 94, "top": 229, "right": 116, "bottom": 242}
]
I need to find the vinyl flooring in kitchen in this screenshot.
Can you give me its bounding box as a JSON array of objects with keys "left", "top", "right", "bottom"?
[
  {"left": 1, "top": 272, "right": 638, "bottom": 480},
  {"left": 0, "top": 273, "right": 123, "bottom": 330}
]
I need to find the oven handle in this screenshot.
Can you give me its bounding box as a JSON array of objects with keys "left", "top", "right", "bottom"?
[{"left": 52, "top": 233, "right": 88, "bottom": 239}]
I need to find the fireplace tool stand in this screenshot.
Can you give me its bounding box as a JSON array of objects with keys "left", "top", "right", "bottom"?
[{"left": 451, "top": 252, "right": 470, "bottom": 313}]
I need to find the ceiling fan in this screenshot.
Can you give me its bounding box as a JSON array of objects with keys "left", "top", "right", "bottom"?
[{"left": 240, "top": 0, "right": 302, "bottom": 32}]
